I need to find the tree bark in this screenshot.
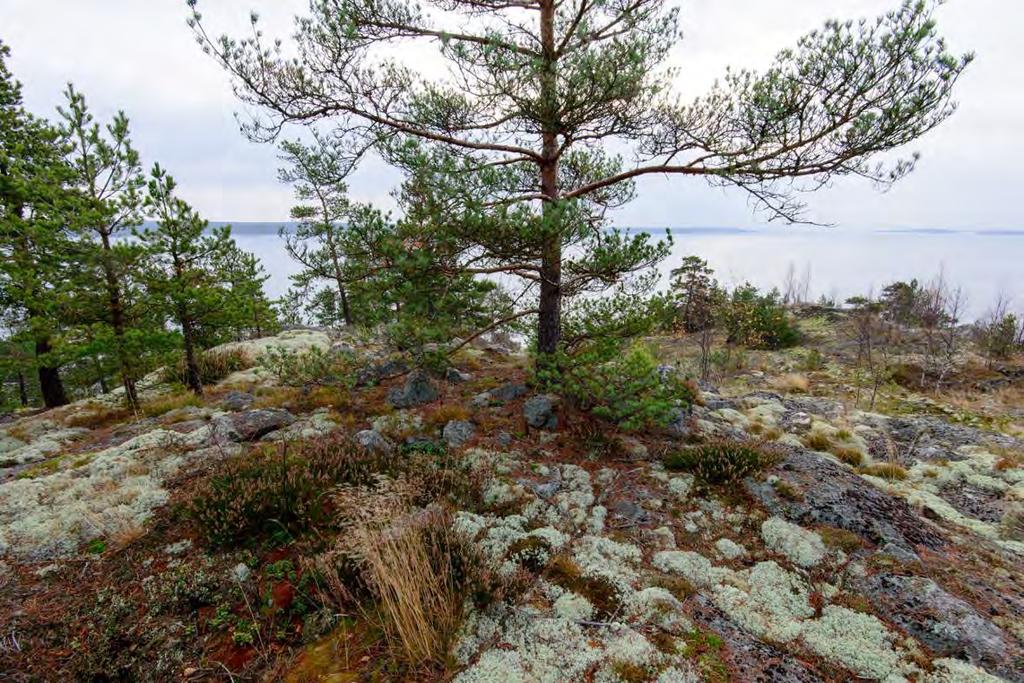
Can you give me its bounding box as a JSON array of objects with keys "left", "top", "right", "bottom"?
[
  {"left": 536, "top": 0, "right": 562, "bottom": 357},
  {"left": 327, "top": 229, "right": 353, "bottom": 326},
  {"left": 36, "top": 337, "right": 68, "bottom": 408},
  {"left": 99, "top": 229, "right": 138, "bottom": 407},
  {"left": 17, "top": 370, "right": 28, "bottom": 407},
  {"left": 179, "top": 305, "right": 203, "bottom": 396}
]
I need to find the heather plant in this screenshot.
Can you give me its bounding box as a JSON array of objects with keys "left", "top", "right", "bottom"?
[
  {"left": 189, "top": 435, "right": 386, "bottom": 546},
  {"left": 663, "top": 441, "right": 782, "bottom": 487}
]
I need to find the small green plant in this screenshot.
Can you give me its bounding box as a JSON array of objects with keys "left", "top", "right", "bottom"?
[
  {"left": 258, "top": 346, "right": 359, "bottom": 390},
  {"left": 86, "top": 538, "right": 107, "bottom": 554},
  {"left": 818, "top": 526, "right": 863, "bottom": 553},
  {"left": 663, "top": 440, "right": 781, "bottom": 486},
  {"left": 231, "top": 619, "right": 259, "bottom": 646},
  {"left": 800, "top": 348, "right": 826, "bottom": 371},
  {"left": 538, "top": 344, "right": 694, "bottom": 432},
  {"left": 265, "top": 559, "right": 297, "bottom": 581}
]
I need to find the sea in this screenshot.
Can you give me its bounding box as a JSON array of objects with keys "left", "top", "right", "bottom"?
[{"left": 218, "top": 222, "right": 1023, "bottom": 321}]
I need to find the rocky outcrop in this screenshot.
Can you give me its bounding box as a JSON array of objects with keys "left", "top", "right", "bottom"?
[
  {"left": 747, "top": 449, "right": 948, "bottom": 552},
  {"left": 523, "top": 394, "right": 558, "bottom": 430},
  {"left": 387, "top": 370, "right": 438, "bottom": 408},
  {"left": 211, "top": 409, "right": 296, "bottom": 442}
]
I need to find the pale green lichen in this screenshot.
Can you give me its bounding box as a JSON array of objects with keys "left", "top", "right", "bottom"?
[
  {"left": 800, "top": 606, "right": 907, "bottom": 680},
  {"left": 573, "top": 535, "right": 641, "bottom": 594},
  {"left": 923, "top": 658, "right": 1004, "bottom": 682},
  {"left": 760, "top": 517, "right": 827, "bottom": 567},
  {"left": 668, "top": 475, "right": 694, "bottom": 500},
  {"left": 714, "top": 537, "right": 747, "bottom": 560},
  {"left": 553, "top": 592, "right": 594, "bottom": 621},
  {"left": 712, "top": 561, "right": 814, "bottom": 644},
  {"left": 652, "top": 550, "right": 730, "bottom": 588}
]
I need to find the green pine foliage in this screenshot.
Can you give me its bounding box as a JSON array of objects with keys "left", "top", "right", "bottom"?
[
  {"left": 722, "top": 285, "right": 802, "bottom": 350},
  {"left": 193, "top": 0, "right": 971, "bottom": 364},
  {"left": 0, "top": 40, "right": 79, "bottom": 407}
]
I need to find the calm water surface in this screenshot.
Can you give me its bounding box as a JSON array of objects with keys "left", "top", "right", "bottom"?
[{"left": 222, "top": 223, "right": 1023, "bottom": 320}]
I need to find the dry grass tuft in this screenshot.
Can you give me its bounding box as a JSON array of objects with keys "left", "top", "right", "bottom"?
[
  {"left": 331, "top": 481, "right": 472, "bottom": 671},
  {"left": 65, "top": 404, "right": 133, "bottom": 429},
  {"left": 424, "top": 403, "right": 472, "bottom": 430},
  {"left": 141, "top": 391, "right": 201, "bottom": 418},
  {"left": 829, "top": 444, "right": 865, "bottom": 467},
  {"left": 802, "top": 431, "right": 832, "bottom": 452},
  {"left": 859, "top": 463, "right": 908, "bottom": 480},
  {"left": 771, "top": 373, "right": 810, "bottom": 393}
]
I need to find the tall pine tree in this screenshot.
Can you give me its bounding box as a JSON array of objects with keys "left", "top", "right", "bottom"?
[
  {"left": 58, "top": 85, "right": 149, "bottom": 407},
  {"left": 0, "top": 41, "right": 77, "bottom": 407},
  {"left": 193, "top": 0, "right": 972, "bottom": 366},
  {"left": 139, "top": 164, "right": 234, "bottom": 395}
]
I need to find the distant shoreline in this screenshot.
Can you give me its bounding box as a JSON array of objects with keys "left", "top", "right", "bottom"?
[{"left": 177, "top": 221, "right": 1024, "bottom": 237}]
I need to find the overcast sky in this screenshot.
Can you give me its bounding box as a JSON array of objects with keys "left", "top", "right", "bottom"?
[{"left": 2, "top": 0, "right": 1021, "bottom": 230}]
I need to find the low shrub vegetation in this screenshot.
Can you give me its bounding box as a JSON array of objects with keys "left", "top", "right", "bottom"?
[
  {"left": 540, "top": 344, "right": 694, "bottom": 432},
  {"left": 258, "top": 346, "right": 359, "bottom": 391},
  {"left": 163, "top": 347, "right": 254, "bottom": 387},
  {"left": 663, "top": 440, "right": 782, "bottom": 486},
  {"left": 189, "top": 435, "right": 386, "bottom": 546}
]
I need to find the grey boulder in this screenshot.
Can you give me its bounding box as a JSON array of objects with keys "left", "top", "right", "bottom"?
[
  {"left": 442, "top": 420, "right": 475, "bottom": 448},
  {"left": 523, "top": 394, "right": 558, "bottom": 430},
  {"left": 387, "top": 370, "right": 438, "bottom": 408}
]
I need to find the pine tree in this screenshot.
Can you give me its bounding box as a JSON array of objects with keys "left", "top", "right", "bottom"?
[
  {"left": 57, "top": 85, "right": 149, "bottom": 407},
  {"left": 0, "top": 41, "right": 78, "bottom": 407},
  {"left": 139, "top": 164, "right": 234, "bottom": 394},
  {"left": 278, "top": 139, "right": 355, "bottom": 327},
  {"left": 192, "top": 0, "right": 971, "bottom": 366},
  {"left": 218, "top": 243, "right": 278, "bottom": 340}
]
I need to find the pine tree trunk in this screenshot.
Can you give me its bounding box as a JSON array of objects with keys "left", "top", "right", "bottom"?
[
  {"left": 99, "top": 230, "right": 138, "bottom": 407},
  {"left": 36, "top": 338, "right": 68, "bottom": 408},
  {"left": 178, "top": 305, "right": 203, "bottom": 395},
  {"left": 536, "top": 0, "right": 562, "bottom": 357},
  {"left": 16, "top": 370, "right": 28, "bottom": 407},
  {"left": 339, "top": 286, "right": 352, "bottom": 327}
]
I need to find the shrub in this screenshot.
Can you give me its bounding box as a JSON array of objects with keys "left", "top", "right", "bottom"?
[
  {"left": 163, "top": 347, "right": 253, "bottom": 386},
  {"left": 800, "top": 348, "right": 826, "bottom": 371},
  {"left": 723, "top": 284, "right": 801, "bottom": 349},
  {"left": 258, "top": 346, "right": 360, "bottom": 390},
  {"left": 663, "top": 440, "right": 781, "bottom": 486},
  {"left": 539, "top": 344, "right": 694, "bottom": 432},
  {"left": 189, "top": 435, "right": 386, "bottom": 546}
]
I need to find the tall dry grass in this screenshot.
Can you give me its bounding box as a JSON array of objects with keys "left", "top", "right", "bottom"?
[{"left": 329, "top": 479, "right": 470, "bottom": 670}]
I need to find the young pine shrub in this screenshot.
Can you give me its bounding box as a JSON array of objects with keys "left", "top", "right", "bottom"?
[
  {"left": 540, "top": 344, "right": 694, "bottom": 432},
  {"left": 258, "top": 346, "right": 359, "bottom": 391},
  {"left": 663, "top": 440, "right": 782, "bottom": 487}
]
